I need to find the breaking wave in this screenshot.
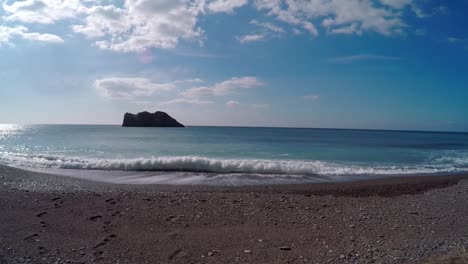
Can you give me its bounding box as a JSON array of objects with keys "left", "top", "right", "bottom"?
[{"left": 1, "top": 151, "right": 468, "bottom": 177}]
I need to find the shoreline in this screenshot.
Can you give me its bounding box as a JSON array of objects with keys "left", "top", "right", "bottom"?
[
  {"left": 1, "top": 164, "right": 468, "bottom": 263},
  {"left": 1, "top": 164, "right": 467, "bottom": 196}
]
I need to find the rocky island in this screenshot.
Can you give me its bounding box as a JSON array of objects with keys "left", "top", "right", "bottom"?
[{"left": 122, "top": 111, "right": 184, "bottom": 127}]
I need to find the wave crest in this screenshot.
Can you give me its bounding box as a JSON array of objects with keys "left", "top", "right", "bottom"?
[{"left": 1, "top": 152, "right": 467, "bottom": 176}]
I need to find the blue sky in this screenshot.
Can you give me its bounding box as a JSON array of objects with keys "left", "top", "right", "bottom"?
[{"left": 0, "top": 0, "right": 467, "bottom": 131}]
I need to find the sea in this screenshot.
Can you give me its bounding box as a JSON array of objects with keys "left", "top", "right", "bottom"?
[{"left": 1, "top": 124, "right": 468, "bottom": 186}]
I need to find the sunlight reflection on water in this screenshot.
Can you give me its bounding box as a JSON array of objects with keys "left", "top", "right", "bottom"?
[{"left": 0, "top": 124, "right": 27, "bottom": 140}]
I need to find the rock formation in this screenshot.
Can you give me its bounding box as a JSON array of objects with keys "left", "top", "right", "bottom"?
[{"left": 122, "top": 111, "right": 184, "bottom": 127}]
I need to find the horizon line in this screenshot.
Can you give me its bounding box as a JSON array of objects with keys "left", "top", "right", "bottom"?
[{"left": 1, "top": 123, "right": 467, "bottom": 134}]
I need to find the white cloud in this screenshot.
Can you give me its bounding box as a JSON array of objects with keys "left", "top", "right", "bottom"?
[
  {"left": 2, "top": 0, "right": 86, "bottom": 24},
  {"left": 182, "top": 77, "right": 264, "bottom": 98},
  {"left": 72, "top": 5, "right": 129, "bottom": 38},
  {"left": 1, "top": 0, "right": 432, "bottom": 51},
  {"left": 74, "top": 0, "right": 207, "bottom": 52},
  {"left": 0, "top": 25, "right": 63, "bottom": 46},
  {"left": 330, "top": 23, "right": 360, "bottom": 35},
  {"left": 379, "top": 0, "right": 412, "bottom": 9},
  {"left": 237, "top": 34, "right": 265, "bottom": 43},
  {"left": 250, "top": 20, "right": 285, "bottom": 33},
  {"left": 207, "top": 0, "right": 248, "bottom": 13},
  {"left": 303, "top": 95, "right": 319, "bottom": 100},
  {"left": 292, "top": 28, "right": 302, "bottom": 35},
  {"left": 226, "top": 100, "right": 240, "bottom": 107},
  {"left": 328, "top": 54, "right": 401, "bottom": 63},
  {"left": 160, "top": 98, "right": 215, "bottom": 106},
  {"left": 448, "top": 37, "right": 467, "bottom": 43},
  {"left": 252, "top": 103, "right": 269, "bottom": 109},
  {"left": 242, "top": 20, "right": 285, "bottom": 43},
  {"left": 94, "top": 77, "right": 201, "bottom": 100},
  {"left": 254, "top": 0, "right": 414, "bottom": 36},
  {"left": 94, "top": 76, "right": 263, "bottom": 107}
]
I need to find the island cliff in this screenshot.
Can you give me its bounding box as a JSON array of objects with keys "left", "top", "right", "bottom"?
[{"left": 122, "top": 111, "right": 184, "bottom": 127}]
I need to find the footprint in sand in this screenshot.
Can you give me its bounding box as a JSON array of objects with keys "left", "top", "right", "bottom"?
[
  {"left": 89, "top": 215, "right": 103, "bottom": 221},
  {"left": 36, "top": 212, "right": 47, "bottom": 217},
  {"left": 37, "top": 246, "right": 48, "bottom": 255},
  {"left": 24, "top": 233, "right": 39, "bottom": 241},
  {"left": 93, "top": 233, "right": 117, "bottom": 255},
  {"left": 105, "top": 198, "right": 116, "bottom": 205}
]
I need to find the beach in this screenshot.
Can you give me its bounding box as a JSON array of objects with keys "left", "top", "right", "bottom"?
[{"left": 1, "top": 165, "right": 467, "bottom": 264}]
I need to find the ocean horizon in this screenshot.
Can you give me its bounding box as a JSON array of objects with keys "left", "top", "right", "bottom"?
[{"left": 4, "top": 123, "right": 468, "bottom": 134}]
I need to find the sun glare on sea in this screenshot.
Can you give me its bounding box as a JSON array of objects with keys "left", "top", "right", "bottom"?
[{"left": 0, "top": 124, "right": 26, "bottom": 140}]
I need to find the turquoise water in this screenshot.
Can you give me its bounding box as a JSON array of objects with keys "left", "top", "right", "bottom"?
[{"left": 1, "top": 124, "right": 468, "bottom": 185}]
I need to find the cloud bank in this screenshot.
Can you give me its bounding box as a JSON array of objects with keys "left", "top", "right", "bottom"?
[
  {"left": 0, "top": 0, "right": 437, "bottom": 50},
  {"left": 95, "top": 76, "right": 265, "bottom": 106}
]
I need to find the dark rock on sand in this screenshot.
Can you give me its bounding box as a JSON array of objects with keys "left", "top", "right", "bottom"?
[{"left": 122, "top": 111, "right": 184, "bottom": 127}]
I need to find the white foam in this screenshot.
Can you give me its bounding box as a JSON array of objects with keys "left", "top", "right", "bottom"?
[{"left": 1, "top": 151, "right": 467, "bottom": 177}]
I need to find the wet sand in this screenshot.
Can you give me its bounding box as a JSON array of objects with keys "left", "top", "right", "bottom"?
[{"left": 1, "top": 165, "right": 468, "bottom": 264}]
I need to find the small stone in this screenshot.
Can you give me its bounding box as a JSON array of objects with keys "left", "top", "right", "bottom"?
[
  {"left": 258, "top": 239, "right": 263, "bottom": 242},
  {"left": 207, "top": 252, "right": 214, "bottom": 257},
  {"left": 244, "top": 250, "right": 252, "bottom": 254},
  {"left": 340, "top": 254, "right": 345, "bottom": 259},
  {"left": 279, "top": 246, "right": 291, "bottom": 251}
]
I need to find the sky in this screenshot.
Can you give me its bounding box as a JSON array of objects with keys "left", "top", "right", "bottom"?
[{"left": 0, "top": 0, "right": 467, "bottom": 131}]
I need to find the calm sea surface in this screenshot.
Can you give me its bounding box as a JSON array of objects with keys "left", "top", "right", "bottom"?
[{"left": 1, "top": 124, "right": 468, "bottom": 185}]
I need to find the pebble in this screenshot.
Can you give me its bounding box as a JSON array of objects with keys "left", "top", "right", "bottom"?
[
  {"left": 244, "top": 250, "right": 252, "bottom": 254},
  {"left": 279, "top": 246, "right": 291, "bottom": 251}
]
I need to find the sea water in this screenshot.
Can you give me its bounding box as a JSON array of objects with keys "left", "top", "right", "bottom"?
[{"left": 1, "top": 124, "right": 468, "bottom": 185}]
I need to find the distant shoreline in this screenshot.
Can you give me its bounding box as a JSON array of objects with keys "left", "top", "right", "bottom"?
[{"left": 3, "top": 123, "right": 467, "bottom": 134}]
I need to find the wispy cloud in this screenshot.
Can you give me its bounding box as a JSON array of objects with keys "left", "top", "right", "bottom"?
[
  {"left": 171, "top": 50, "right": 224, "bottom": 59},
  {"left": 448, "top": 37, "right": 468, "bottom": 43},
  {"left": 2, "top": 0, "right": 85, "bottom": 24},
  {"left": 207, "top": 0, "right": 248, "bottom": 13},
  {"left": 0, "top": 25, "right": 63, "bottom": 46},
  {"left": 237, "top": 34, "right": 265, "bottom": 44},
  {"left": 250, "top": 20, "right": 285, "bottom": 33},
  {"left": 1, "top": 0, "right": 436, "bottom": 51},
  {"left": 182, "top": 77, "right": 265, "bottom": 98},
  {"left": 159, "top": 98, "right": 215, "bottom": 106},
  {"left": 226, "top": 100, "right": 240, "bottom": 107},
  {"left": 303, "top": 95, "right": 320, "bottom": 100},
  {"left": 94, "top": 77, "right": 202, "bottom": 100},
  {"left": 255, "top": 0, "right": 420, "bottom": 37},
  {"left": 97, "top": 75, "right": 266, "bottom": 107},
  {"left": 328, "top": 54, "right": 402, "bottom": 63}
]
